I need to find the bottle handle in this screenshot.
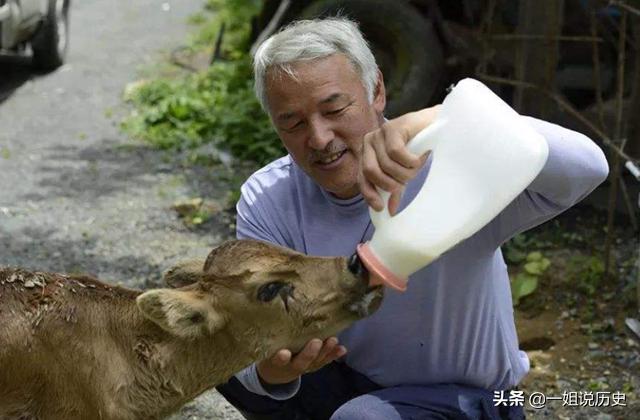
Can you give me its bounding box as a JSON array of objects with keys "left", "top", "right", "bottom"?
[{"left": 370, "top": 119, "right": 444, "bottom": 227}]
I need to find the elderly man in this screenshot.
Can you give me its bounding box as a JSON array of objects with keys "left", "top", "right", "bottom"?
[{"left": 216, "top": 17, "right": 609, "bottom": 420}]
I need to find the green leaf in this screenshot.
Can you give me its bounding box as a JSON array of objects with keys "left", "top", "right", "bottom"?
[
  {"left": 511, "top": 273, "right": 539, "bottom": 305},
  {"left": 518, "top": 274, "right": 538, "bottom": 296},
  {"left": 540, "top": 258, "right": 551, "bottom": 271},
  {"left": 523, "top": 257, "right": 549, "bottom": 275},
  {"left": 526, "top": 251, "right": 543, "bottom": 262},
  {"left": 505, "top": 247, "right": 527, "bottom": 265},
  {"left": 524, "top": 261, "right": 543, "bottom": 275}
]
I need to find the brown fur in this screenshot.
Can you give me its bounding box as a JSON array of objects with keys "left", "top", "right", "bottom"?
[{"left": 0, "top": 239, "right": 382, "bottom": 420}]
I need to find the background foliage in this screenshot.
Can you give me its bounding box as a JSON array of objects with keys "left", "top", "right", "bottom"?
[{"left": 122, "top": 0, "right": 284, "bottom": 166}]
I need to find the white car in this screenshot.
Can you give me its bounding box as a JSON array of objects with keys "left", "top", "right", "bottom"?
[{"left": 0, "top": 0, "right": 69, "bottom": 70}]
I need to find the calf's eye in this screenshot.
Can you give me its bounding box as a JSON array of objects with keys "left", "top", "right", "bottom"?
[{"left": 257, "top": 281, "right": 287, "bottom": 302}]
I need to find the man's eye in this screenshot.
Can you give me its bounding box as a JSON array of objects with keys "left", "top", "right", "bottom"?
[
  {"left": 284, "top": 121, "right": 304, "bottom": 132},
  {"left": 326, "top": 106, "right": 347, "bottom": 115}
]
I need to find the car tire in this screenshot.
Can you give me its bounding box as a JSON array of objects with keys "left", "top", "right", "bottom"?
[
  {"left": 298, "top": 0, "right": 445, "bottom": 117},
  {"left": 32, "top": 0, "right": 70, "bottom": 71}
]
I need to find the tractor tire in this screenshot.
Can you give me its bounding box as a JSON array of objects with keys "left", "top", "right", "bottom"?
[{"left": 32, "top": 0, "right": 70, "bottom": 71}]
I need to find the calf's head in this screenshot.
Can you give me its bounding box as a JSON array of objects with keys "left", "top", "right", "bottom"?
[{"left": 137, "top": 240, "right": 383, "bottom": 358}]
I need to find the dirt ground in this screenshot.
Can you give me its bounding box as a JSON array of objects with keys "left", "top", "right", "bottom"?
[{"left": 513, "top": 208, "right": 639, "bottom": 419}]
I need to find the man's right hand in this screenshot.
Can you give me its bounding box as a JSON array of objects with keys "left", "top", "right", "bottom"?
[
  {"left": 256, "top": 337, "right": 347, "bottom": 386},
  {"left": 359, "top": 106, "right": 440, "bottom": 215}
]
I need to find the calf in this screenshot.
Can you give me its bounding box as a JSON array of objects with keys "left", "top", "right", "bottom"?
[{"left": 0, "top": 239, "right": 381, "bottom": 419}]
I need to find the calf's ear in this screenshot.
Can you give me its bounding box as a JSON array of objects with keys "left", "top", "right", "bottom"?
[
  {"left": 163, "top": 259, "right": 206, "bottom": 288},
  {"left": 137, "top": 289, "right": 225, "bottom": 339}
]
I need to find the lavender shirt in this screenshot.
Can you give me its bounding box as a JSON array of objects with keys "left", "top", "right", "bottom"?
[{"left": 234, "top": 117, "right": 609, "bottom": 399}]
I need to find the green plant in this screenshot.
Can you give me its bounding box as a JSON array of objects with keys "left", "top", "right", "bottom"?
[
  {"left": 226, "top": 189, "right": 242, "bottom": 208},
  {"left": 503, "top": 233, "right": 555, "bottom": 305},
  {"left": 193, "top": 0, "right": 263, "bottom": 55},
  {"left": 172, "top": 197, "right": 221, "bottom": 228},
  {"left": 187, "top": 12, "right": 207, "bottom": 26},
  {"left": 122, "top": 0, "right": 285, "bottom": 166},
  {"left": 122, "top": 58, "right": 283, "bottom": 165},
  {"left": 511, "top": 251, "right": 551, "bottom": 306},
  {"left": 566, "top": 254, "right": 605, "bottom": 296},
  {"left": 587, "top": 380, "right": 609, "bottom": 391},
  {"left": 504, "top": 233, "right": 535, "bottom": 265}
]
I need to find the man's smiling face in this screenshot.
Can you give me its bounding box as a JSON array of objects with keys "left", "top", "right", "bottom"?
[{"left": 265, "top": 54, "right": 385, "bottom": 199}]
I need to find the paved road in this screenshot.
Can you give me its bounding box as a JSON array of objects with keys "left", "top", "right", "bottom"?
[{"left": 0, "top": 1, "right": 243, "bottom": 418}]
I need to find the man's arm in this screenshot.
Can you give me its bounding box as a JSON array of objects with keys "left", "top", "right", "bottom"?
[
  {"left": 480, "top": 116, "right": 609, "bottom": 249},
  {"left": 359, "top": 108, "right": 609, "bottom": 246}
]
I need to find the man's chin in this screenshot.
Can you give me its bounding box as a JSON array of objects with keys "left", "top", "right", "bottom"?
[{"left": 321, "top": 182, "right": 360, "bottom": 199}]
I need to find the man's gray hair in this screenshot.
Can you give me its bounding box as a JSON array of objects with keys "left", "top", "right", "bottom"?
[{"left": 253, "top": 17, "right": 379, "bottom": 114}]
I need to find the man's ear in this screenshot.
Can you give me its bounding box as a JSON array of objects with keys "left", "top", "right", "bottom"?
[
  {"left": 136, "top": 289, "right": 225, "bottom": 339},
  {"left": 372, "top": 69, "right": 386, "bottom": 114},
  {"left": 163, "top": 259, "right": 206, "bottom": 288}
]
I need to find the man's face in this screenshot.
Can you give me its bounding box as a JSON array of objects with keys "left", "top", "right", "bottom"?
[{"left": 265, "top": 54, "right": 385, "bottom": 199}]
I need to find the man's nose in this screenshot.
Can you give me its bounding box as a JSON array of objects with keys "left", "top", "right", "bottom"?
[{"left": 308, "top": 117, "right": 334, "bottom": 150}]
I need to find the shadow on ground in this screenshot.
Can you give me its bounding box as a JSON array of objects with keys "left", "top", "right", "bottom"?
[
  {"left": 21, "top": 140, "right": 171, "bottom": 201},
  {"left": 0, "top": 224, "right": 164, "bottom": 288},
  {"left": 0, "top": 54, "right": 37, "bottom": 104},
  {"left": 22, "top": 140, "right": 235, "bottom": 202},
  {"left": 18, "top": 139, "right": 243, "bottom": 240}
]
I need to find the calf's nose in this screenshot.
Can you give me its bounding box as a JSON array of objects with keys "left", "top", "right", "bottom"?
[{"left": 347, "top": 252, "right": 369, "bottom": 286}]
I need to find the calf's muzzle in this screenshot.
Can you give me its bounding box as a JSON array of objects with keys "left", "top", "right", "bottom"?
[{"left": 347, "top": 252, "right": 369, "bottom": 286}]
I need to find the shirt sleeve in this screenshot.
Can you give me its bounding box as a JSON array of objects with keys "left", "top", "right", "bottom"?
[
  {"left": 235, "top": 177, "right": 293, "bottom": 248},
  {"left": 232, "top": 177, "right": 301, "bottom": 400},
  {"left": 234, "top": 363, "right": 301, "bottom": 400},
  {"left": 480, "top": 116, "right": 609, "bottom": 249}
]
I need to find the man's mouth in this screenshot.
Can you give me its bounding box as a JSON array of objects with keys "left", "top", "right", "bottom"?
[{"left": 315, "top": 150, "right": 346, "bottom": 166}]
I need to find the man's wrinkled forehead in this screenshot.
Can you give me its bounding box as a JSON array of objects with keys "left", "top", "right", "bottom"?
[{"left": 264, "top": 56, "right": 361, "bottom": 115}]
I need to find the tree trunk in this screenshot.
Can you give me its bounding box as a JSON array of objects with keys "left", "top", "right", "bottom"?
[
  {"left": 626, "top": 16, "right": 640, "bottom": 160},
  {"left": 514, "top": 0, "right": 564, "bottom": 118}
]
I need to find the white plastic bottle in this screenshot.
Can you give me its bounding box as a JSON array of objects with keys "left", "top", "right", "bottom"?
[{"left": 356, "top": 78, "right": 549, "bottom": 291}]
